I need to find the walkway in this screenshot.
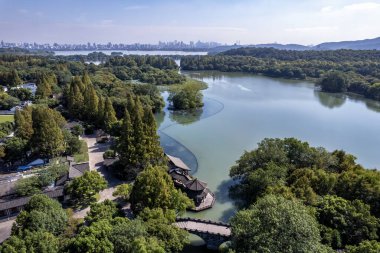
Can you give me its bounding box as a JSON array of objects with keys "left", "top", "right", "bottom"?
[
  {"left": 175, "top": 218, "right": 231, "bottom": 250},
  {"left": 73, "top": 135, "right": 123, "bottom": 219},
  {"left": 175, "top": 218, "right": 231, "bottom": 237}
]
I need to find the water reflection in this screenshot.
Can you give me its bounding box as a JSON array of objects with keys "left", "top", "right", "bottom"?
[
  {"left": 169, "top": 109, "right": 203, "bottom": 125},
  {"left": 314, "top": 91, "right": 347, "bottom": 109}
]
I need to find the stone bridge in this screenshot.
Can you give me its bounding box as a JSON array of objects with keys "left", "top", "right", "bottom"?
[{"left": 174, "top": 217, "right": 231, "bottom": 250}]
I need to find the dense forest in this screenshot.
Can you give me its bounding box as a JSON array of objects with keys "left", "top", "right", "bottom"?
[
  {"left": 181, "top": 48, "right": 380, "bottom": 100},
  {"left": 228, "top": 138, "right": 380, "bottom": 252}
]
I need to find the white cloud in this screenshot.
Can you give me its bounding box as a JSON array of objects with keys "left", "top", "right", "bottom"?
[
  {"left": 343, "top": 2, "right": 380, "bottom": 12},
  {"left": 320, "top": 6, "right": 333, "bottom": 13}
]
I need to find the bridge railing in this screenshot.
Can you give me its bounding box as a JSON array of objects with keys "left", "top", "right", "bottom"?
[{"left": 176, "top": 217, "right": 231, "bottom": 227}]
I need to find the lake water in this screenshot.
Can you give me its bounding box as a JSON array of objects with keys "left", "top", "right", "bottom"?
[
  {"left": 54, "top": 50, "right": 207, "bottom": 56},
  {"left": 157, "top": 71, "right": 380, "bottom": 251}
]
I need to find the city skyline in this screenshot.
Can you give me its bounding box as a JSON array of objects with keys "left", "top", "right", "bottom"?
[{"left": 1, "top": 0, "right": 380, "bottom": 45}]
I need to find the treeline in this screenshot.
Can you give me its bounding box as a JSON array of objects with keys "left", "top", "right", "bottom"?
[
  {"left": 0, "top": 105, "right": 82, "bottom": 164},
  {"left": 228, "top": 138, "right": 380, "bottom": 252},
  {"left": 181, "top": 48, "right": 380, "bottom": 101}
]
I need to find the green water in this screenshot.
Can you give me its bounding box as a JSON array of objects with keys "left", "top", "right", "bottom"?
[{"left": 157, "top": 71, "right": 380, "bottom": 250}]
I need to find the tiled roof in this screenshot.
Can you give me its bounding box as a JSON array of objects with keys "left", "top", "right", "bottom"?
[{"left": 166, "top": 154, "right": 191, "bottom": 171}]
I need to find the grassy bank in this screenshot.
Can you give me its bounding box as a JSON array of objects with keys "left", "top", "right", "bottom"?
[
  {"left": 74, "top": 140, "right": 89, "bottom": 163},
  {"left": 0, "top": 115, "right": 14, "bottom": 123}
]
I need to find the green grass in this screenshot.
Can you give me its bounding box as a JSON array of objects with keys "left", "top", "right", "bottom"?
[
  {"left": 0, "top": 115, "right": 14, "bottom": 123},
  {"left": 74, "top": 140, "right": 89, "bottom": 163}
]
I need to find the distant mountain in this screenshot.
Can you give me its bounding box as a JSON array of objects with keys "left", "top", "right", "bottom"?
[
  {"left": 314, "top": 37, "right": 380, "bottom": 50},
  {"left": 208, "top": 37, "right": 380, "bottom": 54},
  {"left": 253, "top": 43, "right": 309, "bottom": 51}
]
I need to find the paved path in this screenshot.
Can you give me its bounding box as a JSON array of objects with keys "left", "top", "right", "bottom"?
[
  {"left": 73, "top": 135, "right": 124, "bottom": 219},
  {"left": 175, "top": 219, "right": 231, "bottom": 237},
  {"left": 0, "top": 219, "right": 15, "bottom": 243}
]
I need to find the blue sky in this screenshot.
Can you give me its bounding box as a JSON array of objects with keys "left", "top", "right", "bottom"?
[{"left": 1, "top": 0, "right": 380, "bottom": 45}]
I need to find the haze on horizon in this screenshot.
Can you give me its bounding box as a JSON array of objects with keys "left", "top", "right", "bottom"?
[{"left": 1, "top": 0, "right": 380, "bottom": 46}]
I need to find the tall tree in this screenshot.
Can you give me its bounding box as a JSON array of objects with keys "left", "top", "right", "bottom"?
[
  {"left": 116, "top": 110, "right": 137, "bottom": 178},
  {"left": 83, "top": 84, "right": 99, "bottom": 121},
  {"left": 14, "top": 106, "right": 33, "bottom": 141},
  {"left": 31, "top": 107, "right": 65, "bottom": 157},
  {"left": 35, "top": 75, "right": 52, "bottom": 99},
  {"left": 103, "top": 97, "right": 117, "bottom": 132},
  {"left": 143, "top": 106, "right": 164, "bottom": 166}
]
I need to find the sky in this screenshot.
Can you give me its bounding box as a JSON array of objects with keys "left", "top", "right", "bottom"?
[{"left": 1, "top": 0, "right": 380, "bottom": 45}]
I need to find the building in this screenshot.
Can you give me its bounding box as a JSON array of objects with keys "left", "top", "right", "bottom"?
[
  {"left": 0, "top": 159, "right": 89, "bottom": 220},
  {"left": 166, "top": 154, "right": 215, "bottom": 211},
  {"left": 16, "top": 83, "right": 37, "bottom": 95}
]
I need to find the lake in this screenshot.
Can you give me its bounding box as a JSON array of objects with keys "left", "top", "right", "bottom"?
[
  {"left": 54, "top": 50, "right": 207, "bottom": 56},
  {"left": 156, "top": 71, "right": 380, "bottom": 251}
]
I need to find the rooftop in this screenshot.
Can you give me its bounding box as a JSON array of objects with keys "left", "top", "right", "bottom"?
[{"left": 166, "top": 154, "right": 191, "bottom": 171}]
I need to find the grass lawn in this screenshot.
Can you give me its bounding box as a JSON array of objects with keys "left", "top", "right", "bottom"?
[
  {"left": 0, "top": 115, "right": 14, "bottom": 123},
  {"left": 74, "top": 140, "right": 89, "bottom": 163}
]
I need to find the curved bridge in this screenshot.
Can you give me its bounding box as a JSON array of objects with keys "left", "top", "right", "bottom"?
[{"left": 175, "top": 218, "right": 231, "bottom": 250}]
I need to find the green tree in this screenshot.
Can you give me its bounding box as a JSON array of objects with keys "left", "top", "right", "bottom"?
[
  {"left": 65, "top": 171, "right": 107, "bottom": 207},
  {"left": 112, "top": 183, "right": 133, "bottom": 201},
  {"left": 83, "top": 83, "right": 99, "bottom": 121},
  {"left": 319, "top": 71, "right": 348, "bottom": 93},
  {"left": 14, "top": 106, "right": 33, "bottom": 140},
  {"left": 130, "top": 166, "right": 193, "bottom": 214},
  {"left": 317, "top": 195, "right": 379, "bottom": 248},
  {"left": 3, "top": 137, "right": 28, "bottom": 162},
  {"left": 35, "top": 75, "right": 52, "bottom": 99},
  {"left": 346, "top": 240, "right": 380, "bottom": 253},
  {"left": 31, "top": 106, "right": 65, "bottom": 157},
  {"left": 230, "top": 195, "right": 327, "bottom": 253},
  {"left": 143, "top": 106, "right": 164, "bottom": 165},
  {"left": 85, "top": 200, "right": 120, "bottom": 225},
  {"left": 67, "top": 219, "right": 113, "bottom": 253},
  {"left": 7, "top": 69, "right": 22, "bottom": 87},
  {"left": 0, "top": 231, "right": 59, "bottom": 253},
  {"left": 12, "top": 194, "right": 67, "bottom": 236},
  {"left": 138, "top": 208, "right": 189, "bottom": 252},
  {"left": 103, "top": 97, "right": 117, "bottom": 131},
  {"left": 0, "top": 91, "right": 20, "bottom": 110}
]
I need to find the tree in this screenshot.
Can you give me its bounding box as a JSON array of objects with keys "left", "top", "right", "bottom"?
[
  {"left": 103, "top": 97, "right": 117, "bottom": 131},
  {"left": 63, "top": 130, "right": 82, "bottom": 155},
  {"left": 67, "top": 219, "right": 114, "bottom": 253},
  {"left": 0, "top": 231, "right": 59, "bottom": 253},
  {"left": 316, "top": 195, "right": 379, "bottom": 248},
  {"left": 67, "top": 77, "right": 84, "bottom": 119},
  {"left": 8, "top": 88, "right": 33, "bottom": 101},
  {"left": 31, "top": 106, "right": 65, "bottom": 157},
  {"left": 112, "top": 183, "right": 132, "bottom": 201},
  {"left": 15, "top": 106, "right": 33, "bottom": 140},
  {"left": 346, "top": 240, "right": 380, "bottom": 253},
  {"left": 65, "top": 171, "right": 107, "bottom": 207},
  {"left": 168, "top": 81, "right": 204, "bottom": 110},
  {"left": 85, "top": 200, "right": 120, "bottom": 225},
  {"left": 229, "top": 162, "right": 287, "bottom": 207},
  {"left": 6, "top": 69, "right": 22, "bottom": 87},
  {"left": 35, "top": 75, "right": 52, "bottom": 99},
  {"left": 12, "top": 194, "right": 67, "bottom": 236},
  {"left": 3, "top": 137, "right": 28, "bottom": 162},
  {"left": 116, "top": 110, "right": 137, "bottom": 178},
  {"left": 230, "top": 195, "right": 327, "bottom": 253},
  {"left": 319, "top": 72, "right": 348, "bottom": 93},
  {"left": 0, "top": 91, "right": 19, "bottom": 110},
  {"left": 109, "top": 218, "right": 149, "bottom": 253},
  {"left": 368, "top": 83, "right": 380, "bottom": 101},
  {"left": 83, "top": 84, "right": 99, "bottom": 121},
  {"left": 142, "top": 106, "right": 164, "bottom": 165},
  {"left": 130, "top": 166, "right": 193, "bottom": 214},
  {"left": 137, "top": 208, "right": 189, "bottom": 252}
]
